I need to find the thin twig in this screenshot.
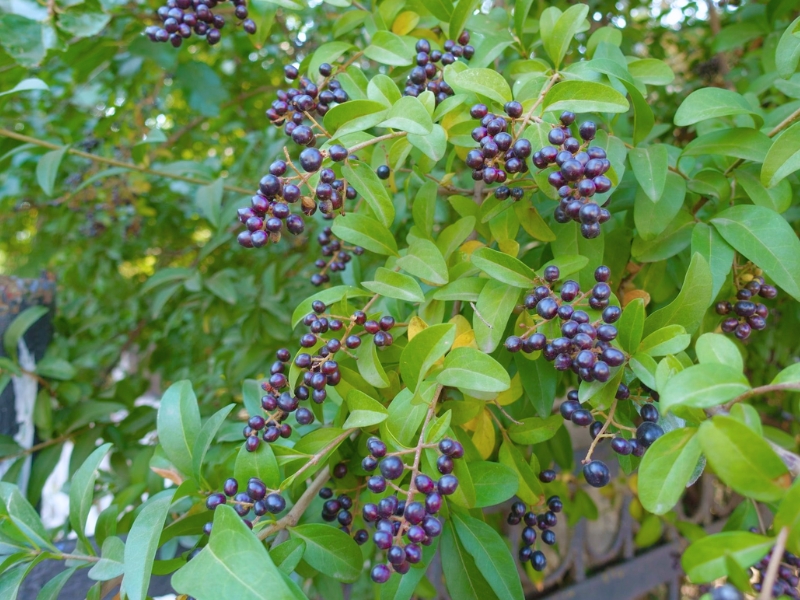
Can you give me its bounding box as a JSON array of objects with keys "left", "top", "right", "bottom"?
[
  {"left": 257, "top": 466, "right": 333, "bottom": 540},
  {"left": 584, "top": 399, "right": 617, "bottom": 464},
  {"left": 722, "top": 382, "right": 800, "bottom": 410},
  {"left": 758, "top": 527, "right": 789, "bottom": 600},
  {"left": 278, "top": 428, "right": 356, "bottom": 491},
  {"left": 0, "top": 128, "right": 253, "bottom": 195},
  {"left": 346, "top": 131, "right": 406, "bottom": 155}
]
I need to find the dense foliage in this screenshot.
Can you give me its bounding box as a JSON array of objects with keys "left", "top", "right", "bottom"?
[{"left": 3, "top": 0, "right": 800, "bottom": 598}]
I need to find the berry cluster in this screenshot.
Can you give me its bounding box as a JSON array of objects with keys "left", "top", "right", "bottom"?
[
  {"left": 204, "top": 476, "right": 286, "bottom": 531},
  {"left": 310, "top": 228, "right": 364, "bottom": 286},
  {"left": 236, "top": 161, "right": 357, "bottom": 249},
  {"left": 715, "top": 272, "right": 777, "bottom": 340},
  {"left": 532, "top": 112, "right": 612, "bottom": 239},
  {"left": 750, "top": 542, "right": 800, "bottom": 598},
  {"left": 560, "top": 389, "right": 664, "bottom": 488},
  {"left": 267, "top": 64, "right": 350, "bottom": 139},
  {"left": 361, "top": 437, "right": 462, "bottom": 583},
  {"left": 318, "top": 463, "right": 370, "bottom": 544},
  {"left": 464, "top": 102, "right": 533, "bottom": 195},
  {"left": 504, "top": 265, "right": 627, "bottom": 383},
  {"left": 404, "top": 32, "right": 474, "bottom": 105},
  {"left": 507, "top": 494, "right": 563, "bottom": 571},
  {"left": 145, "top": 0, "right": 255, "bottom": 47}
]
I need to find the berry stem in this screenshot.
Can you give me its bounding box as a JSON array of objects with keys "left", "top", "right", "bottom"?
[
  {"left": 278, "top": 427, "right": 357, "bottom": 492},
  {"left": 257, "top": 465, "right": 334, "bottom": 541},
  {"left": 393, "top": 384, "right": 444, "bottom": 547},
  {"left": 0, "top": 128, "right": 254, "bottom": 195},
  {"left": 583, "top": 398, "right": 617, "bottom": 464},
  {"left": 491, "top": 399, "right": 524, "bottom": 426},
  {"left": 758, "top": 527, "right": 790, "bottom": 600},
  {"left": 512, "top": 72, "right": 561, "bottom": 143}
]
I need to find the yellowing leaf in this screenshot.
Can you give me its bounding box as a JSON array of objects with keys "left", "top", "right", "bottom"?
[
  {"left": 407, "top": 316, "right": 428, "bottom": 340},
  {"left": 496, "top": 373, "right": 522, "bottom": 406},
  {"left": 460, "top": 240, "right": 484, "bottom": 255},
  {"left": 472, "top": 409, "right": 496, "bottom": 459}
]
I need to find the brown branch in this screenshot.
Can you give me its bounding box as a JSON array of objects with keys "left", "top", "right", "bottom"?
[
  {"left": 257, "top": 466, "right": 332, "bottom": 540},
  {"left": 758, "top": 527, "right": 789, "bottom": 600},
  {"left": 278, "top": 428, "right": 355, "bottom": 492},
  {"left": 722, "top": 382, "right": 800, "bottom": 410}
]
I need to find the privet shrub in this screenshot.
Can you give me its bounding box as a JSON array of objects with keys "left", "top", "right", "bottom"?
[{"left": 2, "top": 1, "right": 800, "bottom": 599}]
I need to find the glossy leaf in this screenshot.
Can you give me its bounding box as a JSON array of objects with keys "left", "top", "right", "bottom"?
[
  {"left": 437, "top": 347, "right": 510, "bottom": 394},
  {"left": 629, "top": 144, "right": 668, "bottom": 203},
  {"left": 661, "top": 364, "right": 749, "bottom": 412},
  {"left": 123, "top": 489, "right": 176, "bottom": 600},
  {"left": 638, "top": 428, "right": 702, "bottom": 514},
  {"left": 470, "top": 247, "right": 535, "bottom": 288},
  {"left": 342, "top": 162, "right": 395, "bottom": 228},
  {"left": 643, "top": 253, "right": 712, "bottom": 336},
  {"left": 396, "top": 239, "right": 449, "bottom": 285},
  {"left": 289, "top": 524, "right": 362, "bottom": 582},
  {"left": 331, "top": 213, "right": 399, "bottom": 256},
  {"left": 400, "top": 323, "right": 456, "bottom": 392},
  {"left": 362, "top": 267, "right": 425, "bottom": 303},
  {"left": 674, "top": 88, "right": 760, "bottom": 126},
  {"left": 156, "top": 380, "right": 201, "bottom": 477},
  {"left": 343, "top": 389, "right": 388, "bottom": 428},
  {"left": 69, "top": 443, "right": 112, "bottom": 550}
]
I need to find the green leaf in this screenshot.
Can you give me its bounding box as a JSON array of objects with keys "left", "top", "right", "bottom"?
[
  {"left": 690, "top": 222, "right": 735, "bottom": 300},
  {"left": 331, "top": 213, "right": 399, "bottom": 256},
  {"left": 69, "top": 443, "right": 112, "bottom": 550},
  {"left": 627, "top": 58, "right": 675, "bottom": 85},
  {"left": 761, "top": 122, "right": 800, "bottom": 187},
  {"left": 629, "top": 144, "right": 668, "bottom": 203},
  {"left": 36, "top": 567, "right": 77, "bottom": 600},
  {"left": 638, "top": 428, "right": 702, "bottom": 514},
  {"left": 193, "top": 404, "right": 236, "bottom": 482},
  {"left": 699, "top": 416, "right": 789, "bottom": 502},
  {"left": 643, "top": 253, "right": 712, "bottom": 336},
  {"left": 776, "top": 16, "right": 800, "bottom": 78},
  {"left": 356, "top": 336, "right": 390, "bottom": 388},
  {"left": 449, "top": 0, "right": 480, "bottom": 40},
  {"left": 289, "top": 524, "right": 362, "bottom": 582},
  {"left": 56, "top": 0, "right": 110, "bottom": 37},
  {"left": 342, "top": 162, "right": 395, "bottom": 228},
  {"left": 343, "top": 389, "right": 388, "bottom": 428},
  {"left": 516, "top": 354, "right": 558, "bottom": 417},
  {"left": 432, "top": 278, "right": 487, "bottom": 302},
  {"left": 0, "top": 482, "right": 56, "bottom": 551},
  {"left": 408, "top": 124, "right": 447, "bottom": 161},
  {"left": 122, "top": 489, "right": 176, "bottom": 600},
  {"left": 196, "top": 178, "right": 223, "bottom": 228},
  {"left": 674, "top": 88, "right": 760, "bottom": 127},
  {"left": 270, "top": 538, "right": 305, "bottom": 574},
  {"left": 396, "top": 239, "right": 449, "bottom": 285},
  {"left": 379, "top": 96, "right": 433, "bottom": 135},
  {"left": 634, "top": 172, "right": 686, "bottom": 241},
  {"left": 638, "top": 325, "right": 691, "bottom": 357},
  {"left": 775, "top": 477, "right": 800, "bottom": 554},
  {"left": 400, "top": 323, "right": 456, "bottom": 392},
  {"left": 470, "top": 247, "right": 535, "bottom": 288},
  {"left": 507, "top": 415, "right": 563, "bottom": 445},
  {"left": 661, "top": 364, "right": 749, "bottom": 412},
  {"left": 695, "top": 333, "right": 743, "bottom": 373},
  {"left": 772, "top": 363, "right": 800, "bottom": 386},
  {"left": 543, "top": 80, "right": 630, "bottom": 114},
  {"left": 445, "top": 67, "right": 513, "bottom": 105},
  {"left": 473, "top": 279, "right": 519, "bottom": 353},
  {"left": 441, "top": 520, "right": 495, "bottom": 600},
  {"left": 711, "top": 205, "right": 800, "bottom": 302},
  {"left": 736, "top": 170, "right": 792, "bottom": 213},
  {"left": 308, "top": 41, "right": 354, "bottom": 79},
  {"left": 0, "top": 15, "right": 48, "bottom": 68},
  {"left": 452, "top": 510, "right": 525, "bottom": 600},
  {"left": 88, "top": 536, "right": 125, "bottom": 581},
  {"left": 364, "top": 31, "right": 414, "bottom": 66},
  {"left": 156, "top": 380, "right": 201, "bottom": 477},
  {"left": 470, "top": 462, "right": 519, "bottom": 508},
  {"left": 4, "top": 306, "right": 48, "bottom": 362},
  {"left": 540, "top": 4, "right": 588, "bottom": 69},
  {"left": 437, "top": 347, "right": 511, "bottom": 394},
  {"left": 616, "top": 297, "right": 645, "bottom": 353},
  {"left": 682, "top": 531, "right": 772, "bottom": 582},
  {"left": 621, "top": 80, "right": 655, "bottom": 146},
  {"left": 324, "top": 100, "right": 388, "bottom": 138},
  {"left": 234, "top": 439, "right": 280, "bottom": 490},
  {"left": 362, "top": 267, "right": 425, "bottom": 303},
  {"left": 1, "top": 78, "right": 48, "bottom": 97},
  {"left": 172, "top": 504, "right": 298, "bottom": 599},
  {"left": 35, "top": 357, "right": 76, "bottom": 380},
  {"left": 437, "top": 216, "right": 476, "bottom": 261},
  {"left": 682, "top": 128, "right": 771, "bottom": 162}
]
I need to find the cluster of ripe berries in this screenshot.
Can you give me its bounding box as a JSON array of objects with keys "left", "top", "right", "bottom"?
[
  {"left": 361, "top": 437, "right": 462, "bottom": 583},
  {"left": 504, "top": 265, "right": 626, "bottom": 383},
  {"left": 318, "top": 463, "right": 370, "bottom": 544},
  {"left": 532, "top": 112, "right": 612, "bottom": 239},
  {"left": 310, "top": 228, "right": 364, "bottom": 286},
  {"left": 236, "top": 160, "right": 356, "bottom": 248},
  {"left": 715, "top": 273, "right": 777, "bottom": 340},
  {"left": 749, "top": 541, "right": 800, "bottom": 598},
  {"left": 506, "top": 494, "right": 563, "bottom": 571},
  {"left": 267, "top": 63, "right": 350, "bottom": 130},
  {"left": 145, "top": 0, "right": 255, "bottom": 47},
  {"left": 465, "top": 102, "right": 532, "bottom": 193},
  {"left": 559, "top": 389, "right": 664, "bottom": 488},
  {"left": 204, "top": 477, "right": 286, "bottom": 530},
  {"left": 404, "top": 32, "right": 474, "bottom": 104}
]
